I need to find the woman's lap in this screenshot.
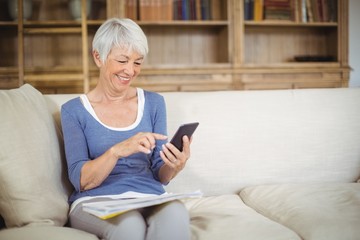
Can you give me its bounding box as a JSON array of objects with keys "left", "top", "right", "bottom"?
[{"left": 69, "top": 199, "right": 190, "bottom": 240}]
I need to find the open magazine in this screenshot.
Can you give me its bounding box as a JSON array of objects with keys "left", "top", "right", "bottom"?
[{"left": 82, "top": 190, "right": 203, "bottom": 219}]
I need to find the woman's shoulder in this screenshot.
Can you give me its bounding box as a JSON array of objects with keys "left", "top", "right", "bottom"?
[
  {"left": 142, "top": 89, "right": 164, "bottom": 102},
  {"left": 61, "top": 96, "right": 82, "bottom": 112}
]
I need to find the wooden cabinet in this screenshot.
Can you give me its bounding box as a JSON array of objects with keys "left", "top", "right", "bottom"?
[
  {"left": 233, "top": 0, "right": 349, "bottom": 90},
  {"left": 0, "top": 0, "right": 350, "bottom": 93},
  {"left": 0, "top": 0, "right": 100, "bottom": 93}
]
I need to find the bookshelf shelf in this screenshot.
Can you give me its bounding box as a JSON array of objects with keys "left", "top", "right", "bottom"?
[
  {"left": 87, "top": 20, "right": 105, "bottom": 26},
  {"left": 0, "top": 67, "right": 18, "bottom": 73},
  {"left": 138, "top": 20, "right": 229, "bottom": 26},
  {"left": 23, "top": 28, "right": 82, "bottom": 34},
  {"left": 0, "top": 22, "right": 18, "bottom": 26},
  {"left": 241, "top": 62, "right": 341, "bottom": 69},
  {"left": 244, "top": 21, "right": 338, "bottom": 27},
  {"left": 0, "top": 0, "right": 350, "bottom": 93}
]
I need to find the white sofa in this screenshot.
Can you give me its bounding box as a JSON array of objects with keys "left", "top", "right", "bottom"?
[{"left": 0, "top": 84, "right": 359, "bottom": 240}]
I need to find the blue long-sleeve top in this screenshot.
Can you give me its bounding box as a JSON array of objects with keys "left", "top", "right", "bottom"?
[{"left": 60, "top": 88, "right": 167, "bottom": 204}]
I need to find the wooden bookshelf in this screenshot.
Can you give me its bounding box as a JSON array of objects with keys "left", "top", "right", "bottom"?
[{"left": 0, "top": 0, "right": 350, "bottom": 93}]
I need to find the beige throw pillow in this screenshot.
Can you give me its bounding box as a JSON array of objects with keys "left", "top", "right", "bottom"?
[{"left": 0, "top": 84, "right": 69, "bottom": 227}]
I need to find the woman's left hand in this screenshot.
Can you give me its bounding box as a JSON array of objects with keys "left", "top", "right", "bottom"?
[{"left": 159, "top": 135, "right": 191, "bottom": 182}]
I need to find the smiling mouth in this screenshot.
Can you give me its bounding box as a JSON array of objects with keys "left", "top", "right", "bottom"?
[{"left": 116, "top": 75, "right": 131, "bottom": 81}]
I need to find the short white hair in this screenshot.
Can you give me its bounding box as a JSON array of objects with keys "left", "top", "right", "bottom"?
[{"left": 92, "top": 18, "right": 148, "bottom": 62}]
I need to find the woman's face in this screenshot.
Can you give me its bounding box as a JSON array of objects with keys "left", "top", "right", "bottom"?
[{"left": 96, "top": 46, "right": 144, "bottom": 91}]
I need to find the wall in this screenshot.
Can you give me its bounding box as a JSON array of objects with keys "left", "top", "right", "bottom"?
[{"left": 349, "top": 0, "right": 360, "bottom": 87}]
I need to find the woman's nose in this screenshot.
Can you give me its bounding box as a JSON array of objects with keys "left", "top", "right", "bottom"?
[{"left": 123, "top": 63, "right": 134, "bottom": 76}]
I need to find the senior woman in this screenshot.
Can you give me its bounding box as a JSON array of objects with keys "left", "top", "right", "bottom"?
[{"left": 60, "top": 18, "right": 192, "bottom": 240}]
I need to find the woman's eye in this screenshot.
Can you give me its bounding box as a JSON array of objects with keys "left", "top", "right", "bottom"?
[
  {"left": 135, "top": 62, "right": 142, "bottom": 66},
  {"left": 117, "top": 60, "right": 127, "bottom": 64}
]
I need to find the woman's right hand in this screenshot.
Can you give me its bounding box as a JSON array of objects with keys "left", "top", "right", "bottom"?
[{"left": 111, "top": 132, "right": 168, "bottom": 158}]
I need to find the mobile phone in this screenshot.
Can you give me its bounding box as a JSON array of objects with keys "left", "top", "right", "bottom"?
[{"left": 170, "top": 122, "right": 199, "bottom": 151}]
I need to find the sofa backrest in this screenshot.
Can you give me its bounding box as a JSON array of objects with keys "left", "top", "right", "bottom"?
[{"left": 46, "top": 88, "right": 360, "bottom": 196}]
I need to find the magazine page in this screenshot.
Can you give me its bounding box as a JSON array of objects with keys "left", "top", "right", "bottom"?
[{"left": 82, "top": 190, "right": 203, "bottom": 219}]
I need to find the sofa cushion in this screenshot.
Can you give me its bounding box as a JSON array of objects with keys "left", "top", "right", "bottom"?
[
  {"left": 182, "top": 194, "right": 301, "bottom": 240},
  {"left": 0, "top": 226, "right": 98, "bottom": 240},
  {"left": 0, "top": 84, "right": 69, "bottom": 227},
  {"left": 240, "top": 183, "right": 360, "bottom": 240}
]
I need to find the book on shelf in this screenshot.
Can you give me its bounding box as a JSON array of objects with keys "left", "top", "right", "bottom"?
[
  {"left": 200, "top": 0, "right": 211, "bottom": 20},
  {"left": 139, "top": 0, "right": 149, "bottom": 21},
  {"left": 163, "top": 0, "right": 174, "bottom": 21},
  {"left": 82, "top": 190, "right": 203, "bottom": 219},
  {"left": 327, "top": 0, "right": 337, "bottom": 22},
  {"left": 305, "top": 0, "right": 314, "bottom": 22},
  {"left": 211, "top": 0, "right": 222, "bottom": 20},
  {"left": 300, "top": 0, "right": 307, "bottom": 22},
  {"left": 263, "top": 0, "right": 293, "bottom": 21},
  {"left": 254, "top": 0, "right": 264, "bottom": 21},
  {"left": 244, "top": 0, "right": 254, "bottom": 20},
  {"left": 125, "top": 0, "right": 138, "bottom": 20}
]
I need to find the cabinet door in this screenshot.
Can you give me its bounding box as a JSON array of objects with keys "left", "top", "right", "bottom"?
[{"left": 243, "top": 25, "right": 338, "bottom": 66}]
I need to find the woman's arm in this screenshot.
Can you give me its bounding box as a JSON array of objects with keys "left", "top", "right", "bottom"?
[{"left": 79, "top": 147, "right": 118, "bottom": 191}]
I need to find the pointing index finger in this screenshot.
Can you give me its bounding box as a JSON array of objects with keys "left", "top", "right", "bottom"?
[{"left": 152, "top": 133, "right": 168, "bottom": 140}]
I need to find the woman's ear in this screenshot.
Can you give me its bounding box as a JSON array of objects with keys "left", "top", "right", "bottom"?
[{"left": 92, "top": 51, "right": 102, "bottom": 67}]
